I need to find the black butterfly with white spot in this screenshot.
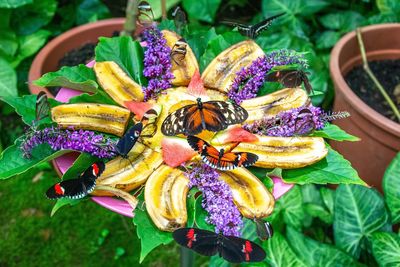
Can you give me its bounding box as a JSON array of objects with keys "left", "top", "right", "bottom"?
[
  {"left": 116, "top": 122, "right": 143, "bottom": 158},
  {"left": 222, "top": 13, "right": 285, "bottom": 39},
  {"left": 46, "top": 162, "right": 105, "bottom": 200},
  {"left": 161, "top": 98, "right": 248, "bottom": 136}
]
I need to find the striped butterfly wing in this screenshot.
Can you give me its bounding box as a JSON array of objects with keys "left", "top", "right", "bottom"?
[
  {"left": 35, "top": 91, "right": 50, "bottom": 122},
  {"left": 161, "top": 104, "right": 196, "bottom": 136},
  {"left": 251, "top": 13, "right": 285, "bottom": 39}
]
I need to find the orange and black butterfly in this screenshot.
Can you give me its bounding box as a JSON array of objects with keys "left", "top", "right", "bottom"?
[
  {"left": 265, "top": 69, "right": 313, "bottom": 94},
  {"left": 187, "top": 136, "right": 258, "bottom": 170},
  {"left": 161, "top": 98, "right": 248, "bottom": 136}
]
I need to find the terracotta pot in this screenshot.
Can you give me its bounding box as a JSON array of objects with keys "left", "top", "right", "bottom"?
[
  {"left": 330, "top": 23, "right": 400, "bottom": 191},
  {"left": 28, "top": 18, "right": 127, "bottom": 97}
]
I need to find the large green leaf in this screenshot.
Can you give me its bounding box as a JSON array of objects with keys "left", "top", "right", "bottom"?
[
  {"left": 195, "top": 194, "right": 214, "bottom": 231},
  {"left": 34, "top": 64, "right": 98, "bottom": 93},
  {"left": 11, "top": 0, "right": 57, "bottom": 35},
  {"left": 377, "top": 0, "right": 400, "bottom": 14},
  {"left": 199, "top": 35, "right": 230, "bottom": 72},
  {"left": 311, "top": 123, "right": 359, "bottom": 142},
  {"left": 187, "top": 28, "right": 218, "bottom": 60},
  {"left": 11, "top": 29, "right": 51, "bottom": 67},
  {"left": 282, "top": 147, "right": 366, "bottom": 185},
  {"left": 147, "top": 0, "right": 181, "bottom": 20},
  {"left": 271, "top": 185, "right": 304, "bottom": 229},
  {"left": 315, "top": 31, "right": 341, "bottom": 49},
  {"left": 383, "top": 153, "right": 400, "bottom": 224},
  {"left": 371, "top": 232, "right": 400, "bottom": 267},
  {"left": 0, "top": 58, "right": 17, "bottom": 97},
  {"left": 0, "top": 29, "right": 18, "bottom": 59},
  {"left": 0, "top": 0, "right": 32, "bottom": 8},
  {"left": 76, "top": 0, "right": 110, "bottom": 25},
  {"left": 95, "top": 36, "right": 146, "bottom": 86},
  {"left": 286, "top": 226, "right": 365, "bottom": 267},
  {"left": 334, "top": 184, "right": 390, "bottom": 258},
  {"left": 263, "top": 232, "right": 307, "bottom": 267},
  {"left": 0, "top": 143, "right": 67, "bottom": 179},
  {"left": 320, "top": 11, "right": 365, "bottom": 32},
  {"left": 132, "top": 208, "right": 173, "bottom": 263},
  {"left": 68, "top": 90, "right": 117, "bottom": 106},
  {"left": 182, "top": 0, "right": 221, "bottom": 23}
]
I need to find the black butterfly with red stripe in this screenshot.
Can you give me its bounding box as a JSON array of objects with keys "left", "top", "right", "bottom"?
[
  {"left": 46, "top": 161, "right": 105, "bottom": 200},
  {"left": 161, "top": 98, "right": 248, "bottom": 136},
  {"left": 173, "top": 228, "right": 266, "bottom": 263},
  {"left": 187, "top": 136, "right": 258, "bottom": 170},
  {"left": 265, "top": 69, "right": 313, "bottom": 94}
]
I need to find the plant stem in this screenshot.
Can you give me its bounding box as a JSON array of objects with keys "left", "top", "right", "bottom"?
[
  {"left": 356, "top": 28, "right": 400, "bottom": 122},
  {"left": 161, "top": 0, "right": 167, "bottom": 20},
  {"left": 121, "top": 0, "right": 138, "bottom": 37},
  {"left": 180, "top": 247, "right": 195, "bottom": 267}
]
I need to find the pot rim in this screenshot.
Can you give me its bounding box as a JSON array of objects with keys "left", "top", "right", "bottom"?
[
  {"left": 330, "top": 23, "right": 400, "bottom": 136},
  {"left": 28, "top": 17, "right": 125, "bottom": 97}
]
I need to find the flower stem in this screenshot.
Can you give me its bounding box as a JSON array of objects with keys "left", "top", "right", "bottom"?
[
  {"left": 356, "top": 28, "right": 400, "bottom": 122},
  {"left": 180, "top": 247, "right": 195, "bottom": 267},
  {"left": 161, "top": 0, "right": 167, "bottom": 20},
  {"left": 121, "top": 0, "right": 138, "bottom": 37}
]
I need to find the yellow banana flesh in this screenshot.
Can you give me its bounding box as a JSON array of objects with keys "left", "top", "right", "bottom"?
[
  {"left": 94, "top": 61, "right": 144, "bottom": 106},
  {"left": 93, "top": 185, "right": 138, "bottom": 212},
  {"left": 51, "top": 103, "right": 131, "bottom": 136},
  {"left": 220, "top": 168, "right": 274, "bottom": 219},
  {"left": 162, "top": 30, "right": 199, "bottom": 86},
  {"left": 241, "top": 88, "right": 310, "bottom": 123},
  {"left": 201, "top": 40, "right": 265, "bottom": 92},
  {"left": 145, "top": 164, "right": 189, "bottom": 231}
]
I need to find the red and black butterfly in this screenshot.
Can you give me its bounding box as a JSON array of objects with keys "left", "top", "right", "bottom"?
[
  {"left": 254, "top": 219, "right": 273, "bottom": 241},
  {"left": 222, "top": 13, "right": 285, "bottom": 39},
  {"left": 187, "top": 136, "right": 258, "bottom": 170},
  {"left": 161, "top": 98, "right": 248, "bottom": 136},
  {"left": 46, "top": 161, "right": 105, "bottom": 200},
  {"left": 173, "top": 228, "right": 266, "bottom": 263},
  {"left": 265, "top": 69, "right": 313, "bottom": 94}
]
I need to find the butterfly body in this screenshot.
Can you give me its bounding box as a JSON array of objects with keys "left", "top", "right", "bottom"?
[
  {"left": 46, "top": 162, "right": 105, "bottom": 200},
  {"left": 161, "top": 98, "right": 248, "bottom": 136},
  {"left": 173, "top": 228, "right": 266, "bottom": 263},
  {"left": 187, "top": 136, "right": 258, "bottom": 170}
]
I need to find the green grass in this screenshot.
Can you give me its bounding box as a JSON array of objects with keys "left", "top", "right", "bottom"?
[{"left": 0, "top": 165, "right": 208, "bottom": 267}]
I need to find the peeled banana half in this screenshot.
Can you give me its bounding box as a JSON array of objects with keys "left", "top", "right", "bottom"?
[
  {"left": 145, "top": 164, "right": 190, "bottom": 231},
  {"left": 51, "top": 103, "right": 131, "bottom": 137}
]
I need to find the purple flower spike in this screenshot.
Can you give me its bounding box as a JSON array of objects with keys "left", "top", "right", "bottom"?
[
  {"left": 142, "top": 26, "right": 174, "bottom": 101},
  {"left": 186, "top": 164, "right": 242, "bottom": 236},
  {"left": 20, "top": 127, "right": 117, "bottom": 159},
  {"left": 228, "top": 49, "right": 308, "bottom": 104}
]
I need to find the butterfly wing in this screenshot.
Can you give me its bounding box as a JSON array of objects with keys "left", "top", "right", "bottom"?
[
  {"left": 201, "top": 101, "right": 248, "bottom": 131},
  {"left": 172, "top": 7, "right": 187, "bottom": 35},
  {"left": 35, "top": 91, "right": 50, "bottom": 122},
  {"left": 187, "top": 136, "right": 222, "bottom": 167},
  {"left": 233, "top": 152, "right": 258, "bottom": 168},
  {"left": 251, "top": 13, "right": 285, "bottom": 38},
  {"left": 46, "top": 178, "right": 94, "bottom": 200},
  {"left": 116, "top": 123, "right": 143, "bottom": 156},
  {"left": 255, "top": 220, "right": 273, "bottom": 241},
  {"left": 221, "top": 236, "right": 266, "bottom": 263},
  {"left": 81, "top": 161, "right": 105, "bottom": 179},
  {"left": 173, "top": 228, "right": 219, "bottom": 257},
  {"left": 161, "top": 104, "right": 195, "bottom": 136}
]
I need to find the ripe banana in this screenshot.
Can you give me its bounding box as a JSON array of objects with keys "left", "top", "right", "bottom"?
[
  {"left": 224, "top": 135, "right": 328, "bottom": 169},
  {"left": 201, "top": 40, "right": 265, "bottom": 92},
  {"left": 162, "top": 30, "right": 199, "bottom": 86},
  {"left": 94, "top": 61, "right": 144, "bottom": 106},
  {"left": 51, "top": 103, "right": 131, "bottom": 136},
  {"left": 93, "top": 185, "right": 138, "bottom": 212},
  {"left": 219, "top": 167, "right": 274, "bottom": 219},
  {"left": 241, "top": 88, "right": 310, "bottom": 123},
  {"left": 145, "top": 164, "right": 189, "bottom": 231},
  {"left": 96, "top": 145, "right": 163, "bottom": 193}
]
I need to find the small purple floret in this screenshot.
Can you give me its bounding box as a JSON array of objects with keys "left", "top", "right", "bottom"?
[
  {"left": 142, "top": 27, "right": 174, "bottom": 101},
  {"left": 228, "top": 49, "right": 308, "bottom": 104},
  {"left": 186, "top": 164, "right": 242, "bottom": 237},
  {"left": 20, "top": 127, "right": 117, "bottom": 159}
]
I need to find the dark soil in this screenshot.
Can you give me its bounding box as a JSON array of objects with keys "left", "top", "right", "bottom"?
[{"left": 345, "top": 59, "right": 400, "bottom": 122}]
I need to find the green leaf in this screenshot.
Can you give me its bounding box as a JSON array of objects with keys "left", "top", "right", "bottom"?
[
  {"left": 199, "top": 35, "right": 230, "bottom": 72},
  {"left": 186, "top": 188, "right": 198, "bottom": 227},
  {"left": 320, "top": 187, "right": 335, "bottom": 214},
  {"left": 311, "top": 124, "right": 360, "bottom": 141},
  {"left": 147, "top": 0, "right": 181, "bottom": 20},
  {"left": 0, "top": 58, "right": 17, "bottom": 98},
  {"left": 315, "top": 31, "right": 341, "bottom": 49},
  {"left": 11, "top": 29, "right": 51, "bottom": 67},
  {"left": 0, "top": 29, "right": 18, "bottom": 59},
  {"left": 182, "top": 0, "right": 221, "bottom": 23},
  {"left": 34, "top": 64, "right": 98, "bottom": 93},
  {"left": 0, "top": 0, "right": 32, "bottom": 8},
  {"left": 209, "top": 256, "right": 230, "bottom": 267},
  {"left": 304, "top": 203, "right": 332, "bottom": 224},
  {"left": 76, "top": 0, "right": 110, "bottom": 25},
  {"left": 272, "top": 185, "right": 304, "bottom": 228},
  {"left": 371, "top": 232, "right": 400, "bottom": 267},
  {"left": 51, "top": 198, "right": 82, "bottom": 217},
  {"left": 383, "top": 153, "right": 400, "bottom": 224},
  {"left": 0, "top": 143, "right": 68, "bottom": 179},
  {"left": 320, "top": 11, "right": 365, "bottom": 33},
  {"left": 334, "top": 184, "right": 390, "bottom": 258},
  {"left": 68, "top": 90, "right": 117, "bottom": 106},
  {"left": 132, "top": 208, "right": 173, "bottom": 263},
  {"left": 95, "top": 36, "right": 146, "bottom": 86},
  {"left": 377, "top": 0, "right": 400, "bottom": 14},
  {"left": 263, "top": 232, "right": 307, "bottom": 267},
  {"left": 187, "top": 28, "right": 218, "bottom": 60},
  {"left": 282, "top": 147, "right": 366, "bottom": 185},
  {"left": 286, "top": 226, "right": 365, "bottom": 267},
  {"left": 11, "top": 0, "right": 57, "bottom": 35},
  {"left": 195, "top": 194, "right": 214, "bottom": 231}
]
